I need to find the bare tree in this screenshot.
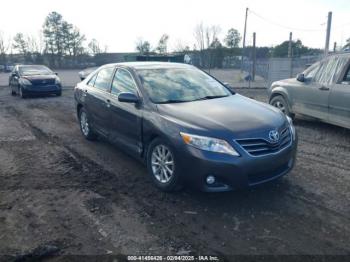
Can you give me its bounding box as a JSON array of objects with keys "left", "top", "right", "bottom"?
[
  {"left": 173, "top": 39, "right": 190, "bottom": 53},
  {"left": 194, "top": 22, "right": 205, "bottom": 52},
  {"left": 13, "top": 33, "right": 28, "bottom": 55},
  {"left": 135, "top": 38, "right": 151, "bottom": 54},
  {"left": 88, "top": 38, "right": 102, "bottom": 55},
  {"left": 194, "top": 23, "right": 221, "bottom": 69},
  {"left": 205, "top": 25, "right": 221, "bottom": 49},
  {"left": 156, "top": 34, "right": 169, "bottom": 54},
  {"left": 27, "top": 35, "right": 40, "bottom": 54},
  {"left": 0, "top": 32, "right": 10, "bottom": 64}
]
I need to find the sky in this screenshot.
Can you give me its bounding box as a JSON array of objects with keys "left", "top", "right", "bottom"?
[{"left": 0, "top": 0, "right": 349, "bottom": 52}]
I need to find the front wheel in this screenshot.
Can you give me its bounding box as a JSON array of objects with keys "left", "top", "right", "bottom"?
[
  {"left": 147, "top": 138, "right": 183, "bottom": 192},
  {"left": 78, "top": 108, "right": 97, "bottom": 140},
  {"left": 270, "top": 95, "right": 294, "bottom": 119}
]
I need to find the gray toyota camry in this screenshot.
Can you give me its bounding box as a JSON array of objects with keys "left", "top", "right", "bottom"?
[{"left": 75, "top": 62, "right": 298, "bottom": 192}]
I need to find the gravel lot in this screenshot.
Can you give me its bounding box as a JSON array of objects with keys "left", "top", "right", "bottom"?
[{"left": 0, "top": 70, "right": 349, "bottom": 260}]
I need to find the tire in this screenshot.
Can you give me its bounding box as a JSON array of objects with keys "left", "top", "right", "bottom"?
[
  {"left": 56, "top": 91, "right": 62, "bottom": 96},
  {"left": 19, "top": 86, "right": 26, "bottom": 99},
  {"left": 78, "top": 107, "right": 97, "bottom": 141},
  {"left": 11, "top": 88, "right": 16, "bottom": 96},
  {"left": 147, "top": 138, "right": 183, "bottom": 192},
  {"left": 270, "top": 95, "right": 294, "bottom": 119}
]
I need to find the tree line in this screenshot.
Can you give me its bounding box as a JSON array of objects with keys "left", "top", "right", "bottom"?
[
  {"left": 134, "top": 22, "right": 327, "bottom": 69},
  {"left": 1, "top": 13, "right": 344, "bottom": 70},
  {"left": 0, "top": 11, "right": 106, "bottom": 68}
]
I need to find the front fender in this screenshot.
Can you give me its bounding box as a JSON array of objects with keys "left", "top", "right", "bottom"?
[{"left": 269, "top": 86, "right": 290, "bottom": 103}]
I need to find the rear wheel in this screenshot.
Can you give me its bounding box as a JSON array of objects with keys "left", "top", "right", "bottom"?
[
  {"left": 78, "top": 108, "right": 97, "bottom": 140},
  {"left": 270, "top": 95, "right": 294, "bottom": 119},
  {"left": 147, "top": 138, "right": 183, "bottom": 192}
]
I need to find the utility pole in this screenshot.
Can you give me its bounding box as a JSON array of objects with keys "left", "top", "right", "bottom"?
[
  {"left": 252, "top": 32, "right": 256, "bottom": 82},
  {"left": 241, "top": 7, "right": 249, "bottom": 72},
  {"left": 333, "top": 42, "right": 337, "bottom": 52},
  {"left": 324, "top": 11, "right": 332, "bottom": 56},
  {"left": 288, "top": 32, "right": 293, "bottom": 77},
  {"left": 288, "top": 32, "right": 293, "bottom": 58}
]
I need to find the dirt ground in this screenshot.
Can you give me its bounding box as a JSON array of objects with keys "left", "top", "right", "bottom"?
[{"left": 0, "top": 73, "right": 349, "bottom": 260}]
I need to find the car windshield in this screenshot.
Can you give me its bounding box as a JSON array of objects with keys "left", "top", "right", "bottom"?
[
  {"left": 19, "top": 66, "right": 53, "bottom": 76},
  {"left": 137, "top": 68, "right": 232, "bottom": 103}
]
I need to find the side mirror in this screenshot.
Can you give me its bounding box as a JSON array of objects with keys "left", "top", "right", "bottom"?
[
  {"left": 118, "top": 92, "right": 140, "bottom": 103},
  {"left": 55, "top": 72, "right": 58, "bottom": 76},
  {"left": 296, "top": 73, "right": 305, "bottom": 82}
]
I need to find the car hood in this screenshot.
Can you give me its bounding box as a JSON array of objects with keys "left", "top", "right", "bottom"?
[
  {"left": 157, "top": 94, "right": 287, "bottom": 139},
  {"left": 22, "top": 74, "right": 57, "bottom": 80},
  {"left": 272, "top": 78, "right": 298, "bottom": 87}
]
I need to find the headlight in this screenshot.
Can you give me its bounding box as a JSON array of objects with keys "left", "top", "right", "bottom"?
[
  {"left": 55, "top": 77, "right": 61, "bottom": 85},
  {"left": 19, "top": 78, "right": 32, "bottom": 86},
  {"left": 286, "top": 116, "right": 296, "bottom": 140},
  {"left": 180, "top": 132, "right": 240, "bottom": 156}
]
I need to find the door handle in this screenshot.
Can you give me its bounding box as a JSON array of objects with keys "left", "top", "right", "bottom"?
[{"left": 319, "top": 86, "right": 329, "bottom": 91}]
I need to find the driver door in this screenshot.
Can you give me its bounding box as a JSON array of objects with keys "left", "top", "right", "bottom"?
[
  {"left": 293, "top": 57, "right": 338, "bottom": 120},
  {"left": 328, "top": 58, "right": 350, "bottom": 128},
  {"left": 107, "top": 68, "right": 143, "bottom": 155}
]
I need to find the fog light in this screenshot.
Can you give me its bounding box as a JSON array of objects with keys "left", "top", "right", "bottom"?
[{"left": 206, "top": 175, "right": 215, "bottom": 185}]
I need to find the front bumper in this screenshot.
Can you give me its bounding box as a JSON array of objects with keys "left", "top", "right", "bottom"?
[
  {"left": 176, "top": 135, "right": 298, "bottom": 192},
  {"left": 22, "top": 84, "right": 62, "bottom": 95}
]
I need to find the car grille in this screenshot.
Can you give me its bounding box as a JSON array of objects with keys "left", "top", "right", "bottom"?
[
  {"left": 236, "top": 127, "right": 292, "bottom": 156},
  {"left": 30, "top": 79, "right": 55, "bottom": 86}
]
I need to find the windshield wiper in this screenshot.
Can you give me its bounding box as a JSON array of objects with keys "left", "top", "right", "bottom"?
[
  {"left": 157, "top": 95, "right": 230, "bottom": 104},
  {"left": 194, "top": 95, "right": 230, "bottom": 101},
  {"left": 157, "top": 99, "right": 188, "bottom": 104}
]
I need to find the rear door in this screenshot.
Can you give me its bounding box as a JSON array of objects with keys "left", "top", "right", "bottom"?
[
  {"left": 328, "top": 57, "right": 350, "bottom": 128},
  {"left": 107, "top": 67, "right": 143, "bottom": 155},
  {"left": 84, "top": 66, "right": 115, "bottom": 137}
]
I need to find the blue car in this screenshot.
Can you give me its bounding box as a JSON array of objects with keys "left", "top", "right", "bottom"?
[
  {"left": 9, "top": 65, "right": 62, "bottom": 98},
  {"left": 74, "top": 62, "right": 298, "bottom": 192}
]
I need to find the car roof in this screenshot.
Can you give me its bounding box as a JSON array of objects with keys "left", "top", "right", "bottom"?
[
  {"left": 17, "top": 64, "right": 49, "bottom": 68},
  {"left": 102, "top": 62, "right": 195, "bottom": 70},
  {"left": 326, "top": 52, "right": 350, "bottom": 59}
]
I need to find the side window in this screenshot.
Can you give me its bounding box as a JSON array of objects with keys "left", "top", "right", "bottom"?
[
  {"left": 111, "top": 68, "right": 137, "bottom": 95},
  {"left": 94, "top": 67, "right": 114, "bottom": 91},
  {"left": 314, "top": 57, "right": 340, "bottom": 84},
  {"left": 304, "top": 63, "right": 320, "bottom": 80},
  {"left": 87, "top": 73, "right": 98, "bottom": 87},
  {"left": 343, "top": 65, "right": 350, "bottom": 82}
]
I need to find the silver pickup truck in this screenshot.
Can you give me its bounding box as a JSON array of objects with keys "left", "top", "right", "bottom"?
[{"left": 268, "top": 53, "right": 350, "bottom": 129}]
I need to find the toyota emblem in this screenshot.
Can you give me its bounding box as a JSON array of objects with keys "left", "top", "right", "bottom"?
[{"left": 268, "top": 130, "right": 280, "bottom": 143}]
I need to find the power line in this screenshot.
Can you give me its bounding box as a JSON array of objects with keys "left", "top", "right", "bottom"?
[{"left": 248, "top": 9, "right": 326, "bottom": 32}]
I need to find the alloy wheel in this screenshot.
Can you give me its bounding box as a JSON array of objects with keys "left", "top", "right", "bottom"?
[
  {"left": 151, "top": 144, "right": 175, "bottom": 184},
  {"left": 80, "top": 111, "right": 90, "bottom": 137},
  {"left": 273, "top": 100, "right": 286, "bottom": 114}
]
